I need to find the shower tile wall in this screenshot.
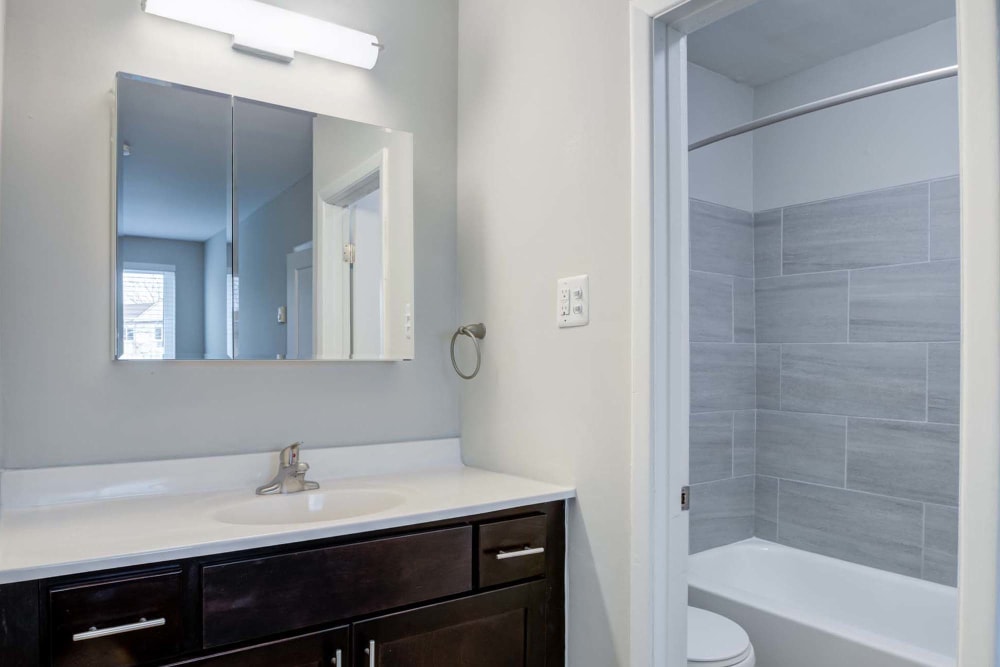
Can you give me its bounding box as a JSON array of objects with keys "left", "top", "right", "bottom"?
[
  {"left": 753, "top": 178, "right": 960, "bottom": 586},
  {"left": 689, "top": 199, "right": 757, "bottom": 553}
]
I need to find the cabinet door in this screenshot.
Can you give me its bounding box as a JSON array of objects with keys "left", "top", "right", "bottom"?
[
  {"left": 353, "top": 582, "right": 547, "bottom": 667},
  {"left": 165, "top": 626, "right": 349, "bottom": 667}
]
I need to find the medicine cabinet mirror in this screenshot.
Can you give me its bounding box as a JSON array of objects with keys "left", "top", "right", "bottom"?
[{"left": 113, "top": 73, "right": 414, "bottom": 361}]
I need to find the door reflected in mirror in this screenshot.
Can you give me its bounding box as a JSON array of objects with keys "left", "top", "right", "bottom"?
[{"left": 114, "top": 73, "right": 415, "bottom": 362}]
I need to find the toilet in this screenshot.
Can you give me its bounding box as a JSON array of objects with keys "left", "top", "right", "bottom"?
[{"left": 687, "top": 606, "right": 755, "bottom": 667}]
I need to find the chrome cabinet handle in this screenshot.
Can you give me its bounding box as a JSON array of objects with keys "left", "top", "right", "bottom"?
[
  {"left": 331, "top": 648, "right": 342, "bottom": 665},
  {"left": 496, "top": 546, "right": 545, "bottom": 560},
  {"left": 365, "top": 639, "right": 375, "bottom": 667},
  {"left": 72, "top": 617, "right": 166, "bottom": 642}
]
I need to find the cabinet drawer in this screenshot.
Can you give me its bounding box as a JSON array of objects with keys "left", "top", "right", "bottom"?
[
  {"left": 202, "top": 526, "right": 472, "bottom": 648},
  {"left": 49, "top": 569, "right": 184, "bottom": 667},
  {"left": 478, "top": 514, "right": 548, "bottom": 588}
]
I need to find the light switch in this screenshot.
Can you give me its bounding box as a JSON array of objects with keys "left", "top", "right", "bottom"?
[{"left": 558, "top": 275, "right": 589, "bottom": 328}]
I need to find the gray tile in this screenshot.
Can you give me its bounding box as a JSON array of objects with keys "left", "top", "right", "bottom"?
[
  {"left": 777, "top": 480, "right": 924, "bottom": 577},
  {"left": 849, "top": 261, "right": 960, "bottom": 342},
  {"left": 690, "top": 476, "right": 755, "bottom": 553},
  {"left": 754, "top": 209, "right": 781, "bottom": 278},
  {"left": 782, "top": 184, "right": 929, "bottom": 274},
  {"left": 930, "top": 178, "right": 960, "bottom": 261},
  {"left": 755, "top": 475, "right": 778, "bottom": 541},
  {"left": 756, "top": 272, "right": 849, "bottom": 343},
  {"left": 691, "top": 344, "right": 756, "bottom": 412},
  {"left": 925, "top": 504, "right": 958, "bottom": 554},
  {"left": 924, "top": 504, "right": 958, "bottom": 586},
  {"left": 781, "top": 344, "right": 927, "bottom": 420},
  {"left": 756, "top": 344, "right": 781, "bottom": 410},
  {"left": 846, "top": 419, "right": 959, "bottom": 505},
  {"left": 690, "top": 412, "right": 733, "bottom": 484},
  {"left": 928, "top": 342, "right": 960, "bottom": 424},
  {"left": 923, "top": 549, "right": 957, "bottom": 586},
  {"left": 733, "top": 410, "right": 756, "bottom": 476},
  {"left": 757, "top": 411, "right": 846, "bottom": 486},
  {"left": 691, "top": 272, "right": 733, "bottom": 342},
  {"left": 691, "top": 200, "right": 755, "bottom": 278},
  {"left": 734, "top": 278, "right": 755, "bottom": 343}
]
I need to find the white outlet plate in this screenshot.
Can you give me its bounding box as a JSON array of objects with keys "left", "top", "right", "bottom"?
[{"left": 558, "top": 275, "right": 589, "bottom": 328}]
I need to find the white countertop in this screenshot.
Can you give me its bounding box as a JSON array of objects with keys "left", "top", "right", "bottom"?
[{"left": 0, "top": 440, "right": 575, "bottom": 584}]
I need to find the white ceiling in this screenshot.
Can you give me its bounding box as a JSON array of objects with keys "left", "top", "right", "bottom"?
[
  {"left": 687, "top": 0, "right": 956, "bottom": 87},
  {"left": 117, "top": 77, "right": 313, "bottom": 243}
]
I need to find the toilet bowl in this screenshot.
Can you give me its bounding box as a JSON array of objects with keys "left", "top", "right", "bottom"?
[{"left": 687, "top": 606, "right": 755, "bottom": 667}]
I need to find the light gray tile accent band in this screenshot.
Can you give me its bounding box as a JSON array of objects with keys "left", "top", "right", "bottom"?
[
  {"left": 782, "top": 183, "right": 929, "bottom": 274},
  {"left": 780, "top": 343, "right": 927, "bottom": 420}
]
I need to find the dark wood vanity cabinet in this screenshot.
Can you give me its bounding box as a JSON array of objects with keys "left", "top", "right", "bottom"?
[{"left": 0, "top": 501, "right": 565, "bottom": 667}]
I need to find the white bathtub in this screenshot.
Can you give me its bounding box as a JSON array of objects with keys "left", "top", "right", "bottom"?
[{"left": 688, "top": 539, "right": 957, "bottom": 667}]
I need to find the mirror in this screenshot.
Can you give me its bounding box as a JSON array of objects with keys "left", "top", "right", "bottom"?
[{"left": 114, "top": 73, "right": 414, "bottom": 361}]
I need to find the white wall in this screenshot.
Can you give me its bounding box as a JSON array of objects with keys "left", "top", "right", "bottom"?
[
  {"left": 688, "top": 63, "right": 754, "bottom": 211},
  {"left": 0, "top": 0, "right": 459, "bottom": 467},
  {"left": 203, "top": 230, "right": 229, "bottom": 359},
  {"left": 457, "top": 1, "right": 632, "bottom": 664},
  {"left": 754, "top": 18, "right": 959, "bottom": 210}
]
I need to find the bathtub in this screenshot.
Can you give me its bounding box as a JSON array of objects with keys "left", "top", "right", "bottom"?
[{"left": 688, "top": 539, "right": 956, "bottom": 667}]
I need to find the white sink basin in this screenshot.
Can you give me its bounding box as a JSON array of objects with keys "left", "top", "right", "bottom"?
[{"left": 213, "top": 488, "right": 405, "bottom": 526}]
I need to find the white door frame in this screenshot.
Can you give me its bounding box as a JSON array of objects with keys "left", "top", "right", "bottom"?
[{"left": 628, "top": 0, "right": 1000, "bottom": 665}]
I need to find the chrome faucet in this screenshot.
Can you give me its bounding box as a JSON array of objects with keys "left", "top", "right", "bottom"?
[{"left": 256, "top": 442, "right": 320, "bottom": 495}]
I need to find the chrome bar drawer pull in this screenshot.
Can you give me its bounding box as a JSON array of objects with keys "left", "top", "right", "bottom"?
[
  {"left": 331, "top": 648, "right": 342, "bottom": 665},
  {"left": 496, "top": 546, "right": 545, "bottom": 560},
  {"left": 72, "top": 617, "right": 166, "bottom": 642},
  {"left": 365, "top": 640, "right": 376, "bottom": 667}
]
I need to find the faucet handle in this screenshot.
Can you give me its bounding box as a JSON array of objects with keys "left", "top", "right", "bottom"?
[{"left": 280, "top": 442, "right": 303, "bottom": 467}]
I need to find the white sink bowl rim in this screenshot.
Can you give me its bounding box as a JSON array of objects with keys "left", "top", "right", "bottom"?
[{"left": 213, "top": 488, "right": 405, "bottom": 526}]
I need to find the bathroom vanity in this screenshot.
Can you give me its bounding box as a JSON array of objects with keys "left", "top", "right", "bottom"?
[{"left": 0, "top": 441, "right": 573, "bottom": 666}]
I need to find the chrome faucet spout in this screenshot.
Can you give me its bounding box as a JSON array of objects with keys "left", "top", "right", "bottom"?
[{"left": 256, "top": 443, "right": 320, "bottom": 495}]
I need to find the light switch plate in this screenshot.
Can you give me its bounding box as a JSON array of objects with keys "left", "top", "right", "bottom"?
[{"left": 558, "top": 275, "right": 589, "bottom": 328}]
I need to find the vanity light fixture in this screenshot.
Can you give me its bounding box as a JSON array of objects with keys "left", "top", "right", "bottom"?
[{"left": 141, "top": 0, "right": 382, "bottom": 69}]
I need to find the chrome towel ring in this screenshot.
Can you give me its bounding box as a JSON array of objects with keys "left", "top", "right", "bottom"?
[{"left": 451, "top": 323, "right": 486, "bottom": 380}]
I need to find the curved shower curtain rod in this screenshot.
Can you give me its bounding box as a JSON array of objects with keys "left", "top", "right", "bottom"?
[{"left": 689, "top": 65, "right": 959, "bottom": 152}]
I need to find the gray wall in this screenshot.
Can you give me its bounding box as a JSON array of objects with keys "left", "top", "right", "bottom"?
[
  {"left": 753, "top": 18, "right": 958, "bottom": 210},
  {"left": 688, "top": 200, "right": 756, "bottom": 553},
  {"left": 457, "top": 0, "right": 633, "bottom": 663},
  {"left": 753, "top": 178, "right": 960, "bottom": 586},
  {"left": 238, "top": 176, "right": 312, "bottom": 360},
  {"left": 119, "top": 236, "right": 206, "bottom": 360},
  {"left": 0, "top": 0, "right": 459, "bottom": 467}
]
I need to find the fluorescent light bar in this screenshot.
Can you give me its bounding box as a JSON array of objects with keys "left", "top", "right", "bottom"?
[{"left": 141, "top": 0, "right": 381, "bottom": 69}]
